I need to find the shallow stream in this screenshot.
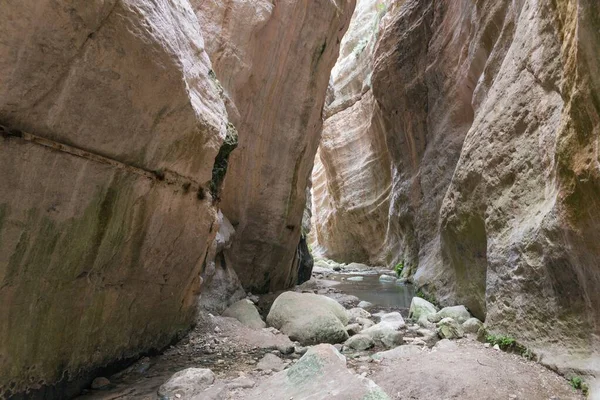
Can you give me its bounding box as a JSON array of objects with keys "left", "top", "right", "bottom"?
[{"left": 328, "top": 273, "right": 415, "bottom": 310}]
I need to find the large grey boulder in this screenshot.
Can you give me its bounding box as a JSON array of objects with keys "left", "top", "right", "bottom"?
[
  {"left": 244, "top": 344, "right": 390, "bottom": 399},
  {"left": 428, "top": 305, "right": 471, "bottom": 324},
  {"left": 266, "top": 292, "right": 349, "bottom": 344},
  {"left": 408, "top": 297, "right": 437, "bottom": 321},
  {"left": 158, "top": 368, "right": 215, "bottom": 400},
  {"left": 222, "top": 299, "right": 266, "bottom": 329}
]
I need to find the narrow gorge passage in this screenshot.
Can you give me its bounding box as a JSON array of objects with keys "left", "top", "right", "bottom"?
[{"left": 0, "top": 0, "right": 598, "bottom": 399}]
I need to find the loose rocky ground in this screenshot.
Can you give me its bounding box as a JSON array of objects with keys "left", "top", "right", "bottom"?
[{"left": 77, "top": 262, "right": 586, "bottom": 400}]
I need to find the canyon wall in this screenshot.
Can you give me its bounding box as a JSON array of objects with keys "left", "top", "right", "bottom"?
[
  {"left": 193, "top": 0, "right": 356, "bottom": 292},
  {"left": 311, "top": 0, "right": 394, "bottom": 265},
  {"left": 0, "top": 0, "right": 228, "bottom": 396},
  {"left": 313, "top": 0, "right": 600, "bottom": 376}
]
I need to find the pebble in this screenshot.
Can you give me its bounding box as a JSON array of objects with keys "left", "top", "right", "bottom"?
[{"left": 214, "top": 326, "right": 221, "bottom": 333}]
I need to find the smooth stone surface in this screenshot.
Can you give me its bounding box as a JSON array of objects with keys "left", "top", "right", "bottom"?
[
  {"left": 266, "top": 292, "right": 349, "bottom": 345},
  {"left": 222, "top": 299, "right": 266, "bottom": 329},
  {"left": 408, "top": 297, "right": 438, "bottom": 321},
  {"left": 244, "top": 344, "right": 390, "bottom": 399}
]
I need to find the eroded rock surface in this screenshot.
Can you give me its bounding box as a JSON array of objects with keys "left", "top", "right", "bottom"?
[
  {"left": 311, "top": 0, "right": 600, "bottom": 376},
  {"left": 194, "top": 0, "right": 356, "bottom": 292},
  {"left": 0, "top": 0, "right": 227, "bottom": 396},
  {"left": 311, "top": 0, "right": 393, "bottom": 265}
]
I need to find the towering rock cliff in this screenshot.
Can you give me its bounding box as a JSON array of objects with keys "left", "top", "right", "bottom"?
[
  {"left": 311, "top": 0, "right": 394, "bottom": 265},
  {"left": 312, "top": 0, "right": 600, "bottom": 376},
  {"left": 193, "top": 0, "right": 356, "bottom": 292},
  {"left": 0, "top": 0, "right": 228, "bottom": 396}
]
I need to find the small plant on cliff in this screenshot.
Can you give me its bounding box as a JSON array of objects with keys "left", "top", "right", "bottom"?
[
  {"left": 569, "top": 376, "right": 589, "bottom": 396},
  {"left": 394, "top": 261, "right": 404, "bottom": 277},
  {"left": 486, "top": 334, "right": 516, "bottom": 350}
]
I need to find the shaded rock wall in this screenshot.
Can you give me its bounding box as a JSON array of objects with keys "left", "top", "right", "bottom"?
[
  {"left": 0, "top": 0, "right": 227, "bottom": 395},
  {"left": 193, "top": 0, "right": 356, "bottom": 292},
  {"left": 312, "top": 0, "right": 600, "bottom": 375}
]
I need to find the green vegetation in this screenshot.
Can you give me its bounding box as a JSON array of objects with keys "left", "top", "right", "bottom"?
[
  {"left": 485, "top": 334, "right": 516, "bottom": 350},
  {"left": 394, "top": 261, "right": 404, "bottom": 277},
  {"left": 569, "top": 376, "right": 589, "bottom": 396}
]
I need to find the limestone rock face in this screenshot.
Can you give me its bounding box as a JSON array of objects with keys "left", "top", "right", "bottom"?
[
  {"left": 0, "top": 0, "right": 227, "bottom": 396},
  {"left": 311, "top": 0, "right": 393, "bottom": 264},
  {"left": 313, "top": 0, "right": 600, "bottom": 377},
  {"left": 194, "top": 0, "right": 356, "bottom": 292}
]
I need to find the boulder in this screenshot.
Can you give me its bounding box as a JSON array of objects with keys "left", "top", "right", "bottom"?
[
  {"left": 462, "top": 318, "right": 484, "bottom": 334},
  {"left": 408, "top": 297, "right": 437, "bottom": 321},
  {"left": 378, "top": 312, "right": 406, "bottom": 329},
  {"left": 359, "top": 312, "right": 405, "bottom": 348},
  {"left": 345, "top": 334, "right": 375, "bottom": 351},
  {"left": 347, "top": 307, "right": 372, "bottom": 322},
  {"left": 372, "top": 345, "right": 422, "bottom": 361},
  {"left": 222, "top": 299, "right": 266, "bottom": 329},
  {"left": 428, "top": 306, "right": 471, "bottom": 324},
  {"left": 436, "top": 318, "right": 464, "bottom": 340},
  {"left": 357, "top": 301, "right": 374, "bottom": 309},
  {"left": 244, "top": 345, "right": 390, "bottom": 399},
  {"left": 256, "top": 353, "right": 286, "bottom": 372},
  {"left": 266, "top": 292, "right": 349, "bottom": 345},
  {"left": 158, "top": 368, "right": 215, "bottom": 399}
]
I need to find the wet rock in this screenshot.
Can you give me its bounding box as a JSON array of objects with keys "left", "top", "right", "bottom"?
[
  {"left": 267, "top": 292, "right": 349, "bottom": 345},
  {"left": 256, "top": 353, "right": 285, "bottom": 372},
  {"left": 158, "top": 368, "right": 215, "bottom": 400},
  {"left": 91, "top": 377, "right": 110, "bottom": 390},
  {"left": 408, "top": 297, "right": 437, "bottom": 321},
  {"left": 372, "top": 345, "right": 422, "bottom": 361},
  {"left": 222, "top": 299, "right": 266, "bottom": 329},
  {"left": 244, "top": 344, "right": 390, "bottom": 399},
  {"left": 436, "top": 318, "right": 464, "bottom": 340},
  {"left": 345, "top": 334, "right": 375, "bottom": 351},
  {"left": 428, "top": 306, "right": 471, "bottom": 324},
  {"left": 462, "top": 318, "right": 484, "bottom": 334}
]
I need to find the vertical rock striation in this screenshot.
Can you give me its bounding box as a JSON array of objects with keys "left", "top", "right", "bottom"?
[
  {"left": 0, "top": 0, "right": 228, "bottom": 396},
  {"left": 194, "top": 0, "right": 356, "bottom": 292},
  {"left": 313, "top": 0, "right": 600, "bottom": 376},
  {"left": 311, "top": 0, "right": 394, "bottom": 265}
]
